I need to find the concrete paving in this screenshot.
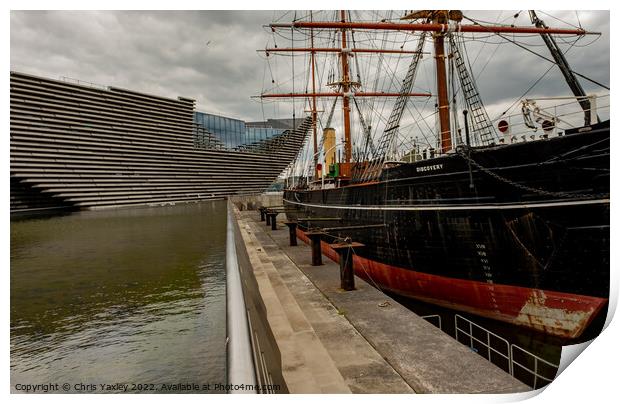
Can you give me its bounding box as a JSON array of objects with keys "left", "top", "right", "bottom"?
[{"left": 235, "top": 208, "right": 530, "bottom": 394}]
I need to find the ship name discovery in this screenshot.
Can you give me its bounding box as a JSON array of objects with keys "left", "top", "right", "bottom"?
[{"left": 416, "top": 163, "right": 444, "bottom": 173}]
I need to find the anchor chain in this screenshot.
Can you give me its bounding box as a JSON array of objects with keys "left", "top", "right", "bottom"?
[{"left": 455, "top": 146, "right": 608, "bottom": 200}]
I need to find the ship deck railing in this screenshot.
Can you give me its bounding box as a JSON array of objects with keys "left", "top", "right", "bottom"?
[{"left": 394, "top": 94, "right": 609, "bottom": 162}]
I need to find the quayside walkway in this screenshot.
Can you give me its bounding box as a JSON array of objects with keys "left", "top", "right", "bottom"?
[{"left": 233, "top": 205, "right": 529, "bottom": 393}]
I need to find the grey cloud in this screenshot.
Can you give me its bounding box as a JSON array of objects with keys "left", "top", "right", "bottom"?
[{"left": 11, "top": 10, "right": 609, "bottom": 127}]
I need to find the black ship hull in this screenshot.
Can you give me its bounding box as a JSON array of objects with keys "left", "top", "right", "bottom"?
[{"left": 284, "top": 122, "right": 610, "bottom": 338}]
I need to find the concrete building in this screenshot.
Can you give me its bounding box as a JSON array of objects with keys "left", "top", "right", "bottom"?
[{"left": 10, "top": 71, "right": 311, "bottom": 213}]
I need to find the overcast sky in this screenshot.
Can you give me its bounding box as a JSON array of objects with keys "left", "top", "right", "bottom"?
[{"left": 10, "top": 10, "right": 609, "bottom": 130}]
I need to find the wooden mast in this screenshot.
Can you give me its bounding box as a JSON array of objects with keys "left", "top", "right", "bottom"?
[
  {"left": 265, "top": 11, "right": 592, "bottom": 162},
  {"left": 431, "top": 12, "right": 452, "bottom": 153},
  {"left": 340, "top": 10, "right": 352, "bottom": 163},
  {"left": 310, "top": 13, "right": 319, "bottom": 179}
]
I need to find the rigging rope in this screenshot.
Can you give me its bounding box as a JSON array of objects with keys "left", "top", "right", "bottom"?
[
  {"left": 463, "top": 15, "right": 609, "bottom": 91},
  {"left": 352, "top": 96, "right": 376, "bottom": 161},
  {"left": 357, "top": 31, "right": 428, "bottom": 181},
  {"left": 494, "top": 35, "right": 580, "bottom": 120},
  {"left": 298, "top": 96, "right": 339, "bottom": 182}
]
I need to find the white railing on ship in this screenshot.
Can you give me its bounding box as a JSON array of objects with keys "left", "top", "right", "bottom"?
[
  {"left": 395, "top": 94, "right": 609, "bottom": 161},
  {"left": 490, "top": 94, "right": 609, "bottom": 144}
]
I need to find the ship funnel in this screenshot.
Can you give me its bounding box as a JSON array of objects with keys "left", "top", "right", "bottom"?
[{"left": 323, "top": 128, "right": 336, "bottom": 175}]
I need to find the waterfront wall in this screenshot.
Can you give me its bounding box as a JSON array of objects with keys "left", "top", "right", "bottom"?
[
  {"left": 229, "top": 192, "right": 283, "bottom": 211},
  {"left": 10, "top": 72, "right": 309, "bottom": 212}
]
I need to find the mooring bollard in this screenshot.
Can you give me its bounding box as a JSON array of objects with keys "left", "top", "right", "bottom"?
[
  {"left": 305, "top": 231, "right": 324, "bottom": 266},
  {"left": 267, "top": 212, "right": 279, "bottom": 230},
  {"left": 330, "top": 241, "right": 365, "bottom": 291},
  {"left": 259, "top": 207, "right": 266, "bottom": 222},
  {"left": 284, "top": 221, "right": 298, "bottom": 246},
  {"left": 265, "top": 211, "right": 272, "bottom": 226}
]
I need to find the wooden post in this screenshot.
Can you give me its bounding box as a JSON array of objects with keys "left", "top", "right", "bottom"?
[
  {"left": 305, "top": 231, "right": 324, "bottom": 266},
  {"left": 267, "top": 212, "right": 279, "bottom": 230},
  {"left": 330, "top": 241, "right": 364, "bottom": 291},
  {"left": 259, "top": 207, "right": 266, "bottom": 222},
  {"left": 284, "top": 221, "right": 298, "bottom": 246}
]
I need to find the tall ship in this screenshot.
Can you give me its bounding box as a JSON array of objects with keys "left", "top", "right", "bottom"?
[{"left": 259, "top": 10, "right": 610, "bottom": 338}]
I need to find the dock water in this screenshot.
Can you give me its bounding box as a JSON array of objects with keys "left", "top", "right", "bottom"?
[{"left": 232, "top": 204, "right": 530, "bottom": 393}]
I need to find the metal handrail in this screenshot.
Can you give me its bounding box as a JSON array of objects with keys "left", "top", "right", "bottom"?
[
  {"left": 393, "top": 95, "right": 609, "bottom": 162},
  {"left": 490, "top": 97, "right": 609, "bottom": 141},
  {"left": 511, "top": 344, "right": 559, "bottom": 389},
  {"left": 58, "top": 75, "right": 108, "bottom": 90},
  {"left": 454, "top": 314, "right": 512, "bottom": 372},
  {"left": 421, "top": 314, "right": 442, "bottom": 331},
  {"left": 453, "top": 314, "right": 561, "bottom": 389},
  {"left": 226, "top": 202, "right": 257, "bottom": 393}
]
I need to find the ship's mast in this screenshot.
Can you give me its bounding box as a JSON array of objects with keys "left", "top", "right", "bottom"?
[
  {"left": 261, "top": 13, "right": 431, "bottom": 171},
  {"left": 264, "top": 11, "right": 593, "bottom": 171},
  {"left": 310, "top": 13, "right": 319, "bottom": 178},
  {"left": 430, "top": 12, "right": 452, "bottom": 153},
  {"left": 340, "top": 10, "right": 352, "bottom": 163},
  {"left": 402, "top": 11, "right": 466, "bottom": 154}
]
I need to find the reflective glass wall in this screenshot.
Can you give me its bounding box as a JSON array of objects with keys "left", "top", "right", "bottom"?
[{"left": 194, "top": 112, "right": 286, "bottom": 150}]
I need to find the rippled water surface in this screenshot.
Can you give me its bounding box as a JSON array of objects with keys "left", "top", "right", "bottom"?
[{"left": 11, "top": 201, "right": 227, "bottom": 392}]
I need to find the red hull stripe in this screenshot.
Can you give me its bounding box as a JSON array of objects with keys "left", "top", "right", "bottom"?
[{"left": 296, "top": 229, "right": 607, "bottom": 338}]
